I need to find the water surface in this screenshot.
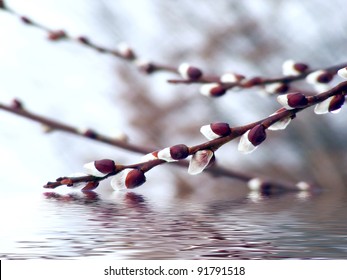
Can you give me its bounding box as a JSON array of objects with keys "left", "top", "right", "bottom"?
[{"left": 1, "top": 188, "right": 347, "bottom": 259}]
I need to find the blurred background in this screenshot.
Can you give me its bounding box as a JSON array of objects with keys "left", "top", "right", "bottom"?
[{"left": 1, "top": 0, "right": 347, "bottom": 259}]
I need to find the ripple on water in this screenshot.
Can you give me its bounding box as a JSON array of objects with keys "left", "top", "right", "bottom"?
[{"left": 2, "top": 190, "right": 347, "bottom": 259}]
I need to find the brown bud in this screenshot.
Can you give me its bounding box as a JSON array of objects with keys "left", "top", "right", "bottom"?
[
  {"left": 200, "top": 83, "right": 226, "bottom": 97},
  {"left": 265, "top": 82, "right": 289, "bottom": 94},
  {"left": 186, "top": 66, "right": 202, "bottom": 80},
  {"left": 329, "top": 94, "right": 345, "bottom": 112},
  {"left": 94, "top": 159, "right": 115, "bottom": 174},
  {"left": 21, "top": 16, "right": 32, "bottom": 25},
  {"left": 125, "top": 169, "right": 146, "bottom": 189},
  {"left": 169, "top": 144, "right": 189, "bottom": 160},
  {"left": 210, "top": 123, "right": 231, "bottom": 137},
  {"left": 0, "top": 0, "right": 5, "bottom": 9},
  {"left": 77, "top": 36, "right": 90, "bottom": 45},
  {"left": 11, "top": 99, "right": 23, "bottom": 110},
  {"left": 83, "top": 129, "right": 98, "bottom": 139},
  {"left": 287, "top": 92, "right": 308, "bottom": 108},
  {"left": 248, "top": 125, "right": 266, "bottom": 146},
  {"left": 48, "top": 30, "right": 67, "bottom": 41},
  {"left": 138, "top": 62, "right": 156, "bottom": 74},
  {"left": 317, "top": 72, "right": 333, "bottom": 83},
  {"left": 210, "top": 85, "right": 227, "bottom": 97},
  {"left": 275, "top": 83, "right": 289, "bottom": 93},
  {"left": 178, "top": 63, "right": 202, "bottom": 80},
  {"left": 293, "top": 63, "right": 309, "bottom": 73}
]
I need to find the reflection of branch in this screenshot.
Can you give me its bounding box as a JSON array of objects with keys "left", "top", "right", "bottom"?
[
  {"left": 2, "top": 2, "right": 346, "bottom": 97},
  {"left": 38, "top": 81, "right": 347, "bottom": 192}
]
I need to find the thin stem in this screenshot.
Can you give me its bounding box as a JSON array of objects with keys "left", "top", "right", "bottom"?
[
  {"left": 168, "top": 62, "right": 347, "bottom": 90},
  {"left": 0, "top": 102, "right": 153, "bottom": 154},
  {"left": 2, "top": 2, "right": 346, "bottom": 96},
  {"left": 0, "top": 99, "right": 256, "bottom": 185}
]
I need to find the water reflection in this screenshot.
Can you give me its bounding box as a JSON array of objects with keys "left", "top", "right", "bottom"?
[{"left": 1, "top": 188, "right": 347, "bottom": 259}]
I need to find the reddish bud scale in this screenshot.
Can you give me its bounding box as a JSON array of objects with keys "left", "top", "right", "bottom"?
[
  {"left": 210, "top": 85, "right": 227, "bottom": 97},
  {"left": 275, "top": 83, "right": 289, "bottom": 94},
  {"left": 11, "top": 99, "right": 23, "bottom": 110},
  {"left": 125, "top": 169, "right": 146, "bottom": 189},
  {"left": 83, "top": 129, "right": 98, "bottom": 139},
  {"left": 0, "top": 0, "right": 5, "bottom": 9},
  {"left": 82, "top": 181, "right": 99, "bottom": 191},
  {"left": 94, "top": 159, "right": 115, "bottom": 174},
  {"left": 186, "top": 67, "right": 202, "bottom": 80},
  {"left": 169, "top": 144, "right": 189, "bottom": 160},
  {"left": 138, "top": 62, "right": 156, "bottom": 74},
  {"left": 48, "top": 30, "right": 67, "bottom": 41},
  {"left": 287, "top": 93, "right": 308, "bottom": 108},
  {"left": 243, "top": 77, "right": 263, "bottom": 88},
  {"left": 210, "top": 123, "right": 231, "bottom": 137},
  {"left": 329, "top": 95, "right": 345, "bottom": 112},
  {"left": 248, "top": 125, "right": 266, "bottom": 146},
  {"left": 317, "top": 72, "right": 333, "bottom": 83},
  {"left": 293, "top": 63, "right": 308, "bottom": 73},
  {"left": 21, "top": 16, "right": 32, "bottom": 25},
  {"left": 77, "top": 36, "right": 90, "bottom": 45}
]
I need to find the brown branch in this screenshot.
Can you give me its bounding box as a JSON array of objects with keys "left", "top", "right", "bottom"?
[
  {"left": 2, "top": 2, "right": 346, "bottom": 97},
  {"left": 0, "top": 100, "right": 153, "bottom": 154},
  {"left": 0, "top": 99, "right": 258, "bottom": 187},
  {"left": 41, "top": 81, "right": 347, "bottom": 192},
  {"left": 2, "top": 1, "right": 346, "bottom": 194},
  {"left": 168, "top": 62, "right": 347, "bottom": 96}
]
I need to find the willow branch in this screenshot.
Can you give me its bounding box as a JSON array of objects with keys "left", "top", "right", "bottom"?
[
  {"left": 41, "top": 81, "right": 347, "bottom": 193},
  {"left": 0, "top": 99, "right": 254, "bottom": 185},
  {"left": 2, "top": 2, "right": 346, "bottom": 98}
]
